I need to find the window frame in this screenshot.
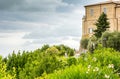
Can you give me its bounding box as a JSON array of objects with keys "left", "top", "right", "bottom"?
[
  {"left": 90, "top": 9, "right": 94, "bottom": 16},
  {"left": 88, "top": 28, "right": 93, "bottom": 34},
  {"left": 103, "top": 8, "right": 107, "bottom": 14}
]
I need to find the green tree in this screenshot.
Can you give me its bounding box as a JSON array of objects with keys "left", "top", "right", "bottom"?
[
  {"left": 80, "top": 38, "right": 89, "bottom": 49},
  {"left": 87, "top": 36, "right": 98, "bottom": 53},
  {"left": 0, "top": 56, "right": 15, "bottom": 79},
  {"left": 55, "top": 45, "right": 74, "bottom": 56},
  {"left": 101, "top": 31, "right": 120, "bottom": 51},
  {"left": 40, "top": 44, "right": 49, "bottom": 52},
  {"left": 94, "top": 12, "right": 109, "bottom": 38}
]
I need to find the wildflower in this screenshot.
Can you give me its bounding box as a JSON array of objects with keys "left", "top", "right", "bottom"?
[
  {"left": 86, "top": 71, "right": 89, "bottom": 74},
  {"left": 88, "top": 65, "right": 91, "bottom": 69},
  {"left": 86, "top": 65, "right": 91, "bottom": 74},
  {"left": 93, "top": 69, "right": 96, "bottom": 72},
  {"left": 95, "top": 67, "right": 99, "bottom": 71},
  {"left": 88, "top": 69, "right": 90, "bottom": 71},
  {"left": 93, "top": 67, "right": 99, "bottom": 72},
  {"left": 86, "top": 69, "right": 90, "bottom": 73},
  {"left": 105, "top": 74, "right": 110, "bottom": 79},
  {"left": 108, "top": 64, "right": 114, "bottom": 69},
  {"left": 93, "top": 57, "right": 97, "bottom": 62}
]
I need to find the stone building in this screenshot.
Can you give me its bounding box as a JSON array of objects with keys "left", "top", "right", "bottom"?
[{"left": 82, "top": 0, "right": 120, "bottom": 38}]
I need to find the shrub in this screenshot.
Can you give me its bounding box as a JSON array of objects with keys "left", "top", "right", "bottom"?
[
  {"left": 40, "top": 44, "right": 50, "bottom": 52},
  {"left": 44, "top": 48, "right": 120, "bottom": 79},
  {"left": 46, "top": 46, "right": 60, "bottom": 55},
  {"left": 55, "top": 45, "right": 74, "bottom": 56},
  {"left": 80, "top": 38, "right": 89, "bottom": 49},
  {"left": 0, "top": 56, "right": 15, "bottom": 79},
  {"left": 101, "top": 32, "right": 120, "bottom": 51},
  {"left": 87, "top": 36, "right": 98, "bottom": 53},
  {"left": 67, "top": 57, "right": 77, "bottom": 66},
  {"left": 47, "top": 64, "right": 119, "bottom": 79}
]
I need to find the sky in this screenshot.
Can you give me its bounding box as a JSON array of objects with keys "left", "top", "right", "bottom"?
[{"left": 0, "top": 0, "right": 107, "bottom": 57}]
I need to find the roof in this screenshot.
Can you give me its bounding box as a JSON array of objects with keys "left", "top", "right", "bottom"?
[{"left": 85, "top": 1, "right": 120, "bottom": 7}]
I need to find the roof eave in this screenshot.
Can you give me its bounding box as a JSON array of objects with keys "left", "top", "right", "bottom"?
[{"left": 84, "top": 2, "right": 117, "bottom": 7}]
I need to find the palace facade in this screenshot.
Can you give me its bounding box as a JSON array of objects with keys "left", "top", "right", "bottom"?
[{"left": 82, "top": 0, "right": 120, "bottom": 38}]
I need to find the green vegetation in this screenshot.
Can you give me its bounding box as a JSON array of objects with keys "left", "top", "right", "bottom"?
[
  {"left": 80, "top": 38, "right": 89, "bottom": 49},
  {"left": 0, "top": 43, "right": 120, "bottom": 79},
  {"left": 101, "top": 32, "right": 120, "bottom": 51},
  {"left": 87, "top": 35, "right": 98, "bottom": 53},
  {"left": 94, "top": 12, "right": 110, "bottom": 38},
  {"left": 0, "top": 56, "right": 15, "bottom": 79},
  {"left": 38, "top": 47, "right": 120, "bottom": 79},
  {"left": 1, "top": 44, "right": 75, "bottom": 79}
]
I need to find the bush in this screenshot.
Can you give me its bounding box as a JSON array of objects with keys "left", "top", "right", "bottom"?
[
  {"left": 46, "top": 46, "right": 60, "bottom": 55},
  {"left": 47, "top": 64, "right": 119, "bottom": 79},
  {"left": 101, "top": 32, "right": 120, "bottom": 51},
  {"left": 87, "top": 36, "right": 98, "bottom": 53},
  {"left": 44, "top": 48, "right": 120, "bottom": 79},
  {"left": 80, "top": 38, "right": 89, "bottom": 49},
  {"left": 67, "top": 57, "right": 77, "bottom": 66},
  {"left": 55, "top": 45, "right": 74, "bottom": 56},
  {"left": 40, "top": 44, "right": 50, "bottom": 52},
  {"left": 0, "top": 56, "right": 15, "bottom": 79}
]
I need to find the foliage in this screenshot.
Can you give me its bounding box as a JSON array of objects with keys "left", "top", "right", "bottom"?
[
  {"left": 1, "top": 44, "right": 120, "bottom": 79},
  {"left": 0, "top": 56, "right": 15, "bottom": 79},
  {"left": 46, "top": 47, "right": 120, "bottom": 79},
  {"left": 67, "top": 57, "right": 77, "bottom": 66},
  {"left": 94, "top": 12, "right": 109, "bottom": 38},
  {"left": 101, "top": 31, "right": 120, "bottom": 51},
  {"left": 40, "top": 44, "right": 50, "bottom": 52},
  {"left": 80, "top": 38, "right": 89, "bottom": 49},
  {"left": 46, "top": 46, "right": 59, "bottom": 55},
  {"left": 6, "top": 51, "right": 29, "bottom": 79},
  {"left": 55, "top": 44, "right": 74, "bottom": 56},
  {"left": 19, "top": 52, "right": 62, "bottom": 79},
  {"left": 4, "top": 45, "right": 74, "bottom": 79},
  {"left": 87, "top": 36, "right": 98, "bottom": 53},
  {"left": 47, "top": 64, "right": 119, "bottom": 79}
]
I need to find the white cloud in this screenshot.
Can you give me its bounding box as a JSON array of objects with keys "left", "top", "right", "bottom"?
[
  {"left": 0, "top": 32, "right": 27, "bottom": 57},
  {"left": 0, "top": 0, "right": 107, "bottom": 57}
]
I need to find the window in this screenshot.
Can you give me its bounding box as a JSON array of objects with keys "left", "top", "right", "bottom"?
[
  {"left": 90, "top": 9, "right": 94, "bottom": 16},
  {"left": 88, "top": 28, "right": 93, "bottom": 33},
  {"left": 103, "top": 8, "right": 107, "bottom": 14}
]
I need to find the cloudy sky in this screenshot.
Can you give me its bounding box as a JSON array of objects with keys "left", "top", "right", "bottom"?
[{"left": 0, "top": 0, "right": 107, "bottom": 57}]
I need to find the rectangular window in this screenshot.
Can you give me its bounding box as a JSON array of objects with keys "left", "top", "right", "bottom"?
[
  {"left": 90, "top": 9, "right": 94, "bottom": 16},
  {"left": 103, "top": 8, "right": 107, "bottom": 14},
  {"left": 88, "top": 28, "right": 93, "bottom": 33}
]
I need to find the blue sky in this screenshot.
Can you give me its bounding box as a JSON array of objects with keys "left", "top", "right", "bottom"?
[{"left": 0, "top": 0, "right": 107, "bottom": 57}]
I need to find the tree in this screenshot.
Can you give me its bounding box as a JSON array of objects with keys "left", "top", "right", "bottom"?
[
  {"left": 94, "top": 12, "right": 109, "bottom": 38},
  {"left": 87, "top": 36, "right": 98, "bottom": 53},
  {"left": 101, "top": 32, "right": 120, "bottom": 51},
  {"left": 55, "top": 45, "right": 74, "bottom": 56},
  {"left": 0, "top": 56, "right": 15, "bottom": 79},
  {"left": 40, "top": 44, "right": 49, "bottom": 52},
  {"left": 80, "top": 38, "right": 89, "bottom": 49}
]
